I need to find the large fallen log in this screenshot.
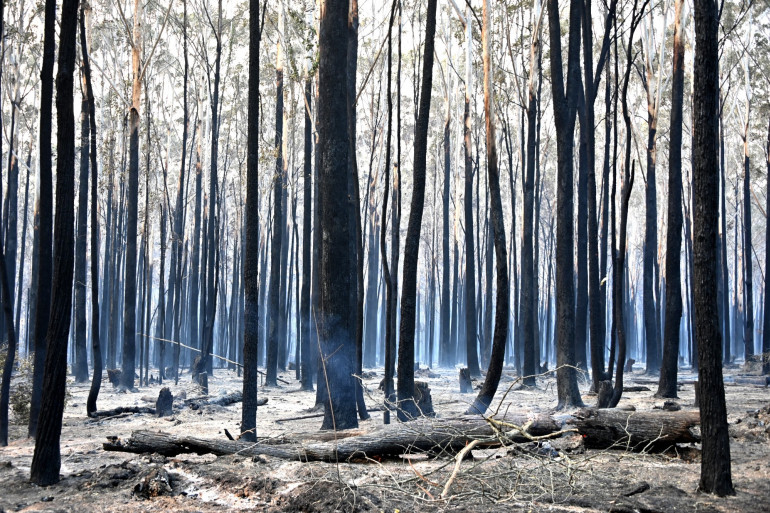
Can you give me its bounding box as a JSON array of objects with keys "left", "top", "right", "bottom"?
[
  {"left": 89, "top": 406, "right": 157, "bottom": 418},
  {"left": 184, "top": 391, "right": 267, "bottom": 409},
  {"left": 103, "top": 408, "right": 700, "bottom": 461}
]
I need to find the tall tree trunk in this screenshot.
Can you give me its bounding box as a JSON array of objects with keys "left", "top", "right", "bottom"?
[
  {"left": 318, "top": 0, "right": 358, "bottom": 431},
  {"left": 762, "top": 115, "right": 770, "bottom": 374},
  {"left": 440, "top": 61, "right": 451, "bottom": 369},
  {"left": 468, "top": 0, "right": 508, "bottom": 414},
  {"left": 29, "top": 0, "right": 56, "bottom": 439},
  {"left": 300, "top": 75, "right": 313, "bottom": 390},
  {"left": 74, "top": 52, "right": 90, "bottom": 383},
  {"left": 742, "top": 106, "right": 754, "bottom": 361},
  {"left": 198, "top": 0, "right": 223, "bottom": 378},
  {"left": 266, "top": 9, "right": 285, "bottom": 386},
  {"left": 14, "top": 151, "right": 31, "bottom": 354},
  {"left": 608, "top": 0, "right": 643, "bottom": 408},
  {"left": 463, "top": 7, "right": 480, "bottom": 378},
  {"left": 546, "top": 0, "right": 583, "bottom": 408},
  {"left": 82, "top": 1, "right": 102, "bottom": 416},
  {"left": 397, "top": 0, "right": 438, "bottom": 421},
  {"left": 241, "top": 0, "right": 262, "bottom": 442},
  {"left": 121, "top": 0, "right": 143, "bottom": 390},
  {"left": 576, "top": 88, "right": 588, "bottom": 371},
  {"left": 521, "top": 9, "right": 541, "bottom": 386},
  {"left": 719, "top": 115, "right": 731, "bottom": 363},
  {"left": 171, "top": 0, "right": 189, "bottom": 384},
  {"left": 692, "top": 0, "right": 733, "bottom": 494},
  {"left": 658, "top": 0, "right": 684, "bottom": 398},
  {"left": 380, "top": 0, "right": 398, "bottom": 424},
  {"left": 29, "top": 0, "right": 78, "bottom": 482},
  {"left": 347, "top": 0, "right": 368, "bottom": 420}
]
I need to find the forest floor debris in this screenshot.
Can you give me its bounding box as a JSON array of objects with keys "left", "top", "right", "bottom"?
[{"left": 1, "top": 365, "right": 769, "bottom": 511}]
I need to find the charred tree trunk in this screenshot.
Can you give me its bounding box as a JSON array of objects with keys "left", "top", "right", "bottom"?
[
  {"left": 29, "top": 0, "right": 78, "bottom": 483},
  {"left": 468, "top": 0, "right": 509, "bottom": 414},
  {"left": 397, "top": 0, "right": 438, "bottom": 421},
  {"left": 380, "top": 0, "right": 398, "bottom": 424},
  {"left": 241, "top": 0, "right": 263, "bottom": 442},
  {"left": 29, "top": 0, "right": 56, "bottom": 439},
  {"left": 657, "top": 0, "right": 684, "bottom": 399},
  {"left": 74, "top": 49, "right": 90, "bottom": 384},
  {"left": 266, "top": 16, "right": 285, "bottom": 387},
  {"left": 692, "top": 0, "right": 733, "bottom": 495},
  {"left": 546, "top": 0, "right": 583, "bottom": 408},
  {"left": 463, "top": 9, "right": 480, "bottom": 379},
  {"left": 121, "top": 0, "right": 143, "bottom": 390},
  {"left": 764, "top": 117, "right": 770, "bottom": 375},
  {"left": 318, "top": 0, "right": 357, "bottom": 430},
  {"left": 83, "top": 0, "right": 102, "bottom": 413}
]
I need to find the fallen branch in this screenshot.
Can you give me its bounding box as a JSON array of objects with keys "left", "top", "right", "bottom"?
[
  {"left": 441, "top": 440, "right": 480, "bottom": 498},
  {"left": 102, "top": 408, "right": 700, "bottom": 461}
]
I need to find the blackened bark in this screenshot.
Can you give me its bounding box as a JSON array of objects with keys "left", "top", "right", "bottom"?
[
  {"left": 29, "top": 0, "right": 78, "bottom": 483},
  {"left": 84, "top": 0, "right": 101, "bottom": 412},
  {"left": 266, "top": 31, "right": 284, "bottom": 387},
  {"left": 546, "top": 0, "right": 583, "bottom": 409},
  {"left": 0, "top": 152, "right": 18, "bottom": 447},
  {"left": 576, "top": 89, "right": 588, "bottom": 371},
  {"left": 318, "top": 0, "right": 358, "bottom": 431},
  {"left": 241, "top": 0, "right": 262, "bottom": 442},
  {"left": 171, "top": 0, "right": 189, "bottom": 384},
  {"left": 657, "top": 0, "right": 684, "bottom": 398},
  {"left": 521, "top": 22, "right": 539, "bottom": 386},
  {"left": 347, "top": 0, "right": 368, "bottom": 420},
  {"left": 300, "top": 77, "right": 313, "bottom": 391},
  {"left": 199, "top": 0, "right": 223, "bottom": 378},
  {"left": 763, "top": 117, "right": 770, "bottom": 375},
  {"left": 742, "top": 124, "right": 753, "bottom": 361},
  {"left": 74, "top": 54, "right": 90, "bottom": 384},
  {"left": 764, "top": 117, "right": 770, "bottom": 375},
  {"left": 719, "top": 118, "right": 731, "bottom": 364},
  {"left": 440, "top": 82, "right": 451, "bottom": 368},
  {"left": 692, "top": 0, "right": 733, "bottom": 495},
  {"left": 608, "top": 1, "right": 642, "bottom": 408},
  {"left": 121, "top": 0, "right": 142, "bottom": 390},
  {"left": 397, "top": 0, "right": 438, "bottom": 421},
  {"left": 643, "top": 88, "right": 660, "bottom": 375},
  {"left": 463, "top": 73, "right": 480, "bottom": 376},
  {"left": 29, "top": 0, "right": 56, "bottom": 439},
  {"left": 467, "top": 0, "right": 509, "bottom": 414},
  {"left": 380, "top": 0, "right": 398, "bottom": 424}
]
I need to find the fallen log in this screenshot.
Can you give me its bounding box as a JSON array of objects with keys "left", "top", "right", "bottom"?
[
  {"left": 184, "top": 392, "right": 267, "bottom": 409},
  {"left": 103, "top": 408, "right": 700, "bottom": 461},
  {"left": 89, "top": 406, "right": 157, "bottom": 418}
]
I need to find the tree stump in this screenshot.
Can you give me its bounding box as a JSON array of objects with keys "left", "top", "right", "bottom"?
[
  {"left": 414, "top": 381, "right": 435, "bottom": 417},
  {"left": 624, "top": 359, "right": 636, "bottom": 373},
  {"left": 156, "top": 387, "right": 174, "bottom": 417},
  {"left": 459, "top": 368, "right": 473, "bottom": 393},
  {"left": 196, "top": 372, "right": 209, "bottom": 395},
  {"left": 596, "top": 380, "right": 613, "bottom": 408},
  {"left": 107, "top": 369, "right": 122, "bottom": 387}
]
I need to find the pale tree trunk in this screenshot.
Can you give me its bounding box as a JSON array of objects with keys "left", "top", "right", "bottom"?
[
  {"left": 121, "top": 0, "right": 143, "bottom": 390},
  {"left": 468, "top": 0, "right": 509, "bottom": 414}
]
